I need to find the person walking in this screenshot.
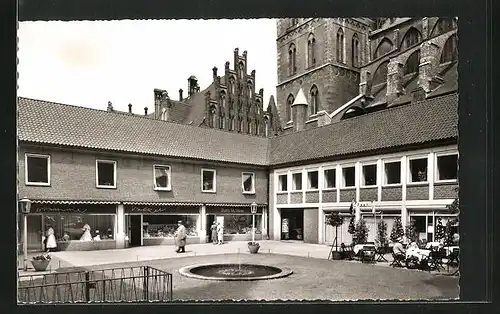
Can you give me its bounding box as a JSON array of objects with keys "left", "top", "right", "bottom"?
[
  {"left": 210, "top": 221, "right": 218, "bottom": 245},
  {"left": 217, "top": 222, "right": 224, "bottom": 245},
  {"left": 174, "top": 220, "right": 187, "bottom": 253},
  {"left": 45, "top": 228, "right": 57, "bottom": 252}
]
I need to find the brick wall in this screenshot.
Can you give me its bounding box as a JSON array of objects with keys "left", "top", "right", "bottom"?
[
  {"left": 19, "top": 145, "right": 268, "bottom": 204},
  {"left": 339, "top": 189, "right": 356, "bottom": 202},
  {"left": 276, "top": 193, "right": 288, "bottom": 204},
  {"left": 290, "top": 192, "right": 303, "bottom": 204},
  {"left": 359, "top": 188, "right": 378, "bottom": 201},
  {"left": 381, "top": 186, "right": 403, "bottom": 201},
  {"left": 305, "top": 191, "right": 319, "bottom": 203},
  {"left": 406, "top": 185, "right": 429, "bottom": 200},
  {"left": 434, "top": 183, "right": 458, "bottom": 199},
  {"left": 303, "top": 208, "right": 319, "bottom": 243}
]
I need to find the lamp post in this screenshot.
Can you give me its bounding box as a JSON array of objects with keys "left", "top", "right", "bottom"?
[
  {"left": 250, "top": 202, "right": 257, "bottom": 243},
  {"left": 19, "top": 198, "right": 32, "bottom": 271}
]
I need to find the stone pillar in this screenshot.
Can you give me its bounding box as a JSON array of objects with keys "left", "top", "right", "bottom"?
[
  {"left": 316, "top": 111, "right": 332, "bottom": 127},
  {"left": 418, "top": 41, "right": 440, "bottom": 92},
  {"left": 422, "top": 17, "right": 429, "bottom": 39},
  {"left": 200, "top": 205, "right": 207, "bottom": 243},
  {"left": 262, "top": 207, "right": 267, "bottom": 239},
  {"left": 115, "top": 204, "right": 125, "bottom": 249},
  {"left": 401, "top": 156, "right": 408, "bottom": 229},
  {"left": 386, "top": 60, "right": 404, "bottom": 103},
  {"left": 359, "top": 69, "right": 372, "bottom": 96}
]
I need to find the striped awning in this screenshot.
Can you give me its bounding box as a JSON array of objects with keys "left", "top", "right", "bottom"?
[
  {"left": 30, "top": 200, "right": 120, "bottom": 205},
  {"left": 205, "top": 203, "right": 268, "bottom": 207},
  {"left": 122, "top": 201, "right": 203, "bottom": 206}
]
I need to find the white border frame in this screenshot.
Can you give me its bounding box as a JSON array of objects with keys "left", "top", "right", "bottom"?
[
  {"left": 434, "top": 151, "right": 459, "bottom": 183},
  {"left": 277, "top": 173, "right": 288, "bottom": 192},
  {"left": 25, "top": 153, "right": 51, "bottom": 186},
  {"left": 322, "top": 166, "right": 337, "bottom": 190},
  {"left": 201, "top": 168, "right": 217, "bottom": 193},
  {"left": 241, "top": 172, "right": 256, "bottom": 194},
  {"left": 153, "top": 164, "right": 172, "bottom": 191},
  {"left": 360, "top": 161, "right": 378, "bottom": 187},
  {"left": 382, "top": 159, "right": 403, "bottom": 187},
  {"left": 306, "top": 169, "right": 320, "bottom": 191},
  {"left": 340, "top": 164, "right": 356, "bottom": 189},
  {"left": 291, "top": 171, "right": 303, "bottom": 192},
  {"left": 96, "top": 159, "right": 117, "bottom": 189},
  {"left": 407, "top": 155, "right": 429, "bottom": 185}
]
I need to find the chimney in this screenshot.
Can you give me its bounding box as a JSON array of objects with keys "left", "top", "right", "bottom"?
[
  {"left": 107, "top": 101, "right": 113, "bottom": 112},
  {"left": 128, "top": 103, "right": 132, "bottom": 113},
  {"left": 144, "top": 107, "right": 148, "bottom": 115},
  {"left": 179, "top": 89, "right": 183, "bottom": 101},
  {"left": 188, "top": 76, "right": 198, "bottom": 97},
  {"left": 418, "top": 41, "right": 440, "bottom": 93},
  {"left": 386, "top": 60, "right": 403, "bottom": 104},
  {"left": 291, "top": 88, "right": 308, "bottom": 132},
  {"left": 212, "top": 66, "right": 218, "bottom": 81},
  {"left": 359, "top": 69, "right": 372, "bottom": 96}
]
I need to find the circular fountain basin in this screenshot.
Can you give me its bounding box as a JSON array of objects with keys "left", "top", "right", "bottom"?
[{"left": 179, "top": 263, "right": 293, "bottom": 281}]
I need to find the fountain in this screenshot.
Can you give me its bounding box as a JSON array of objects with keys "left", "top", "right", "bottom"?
[{"left": 179, "top": 263, "right": 293, "bottom": 281}]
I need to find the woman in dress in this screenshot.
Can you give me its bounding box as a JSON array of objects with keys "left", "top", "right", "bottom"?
[
  {"left": 210, "top": 221, "right": 218, "bottom": 245},
  {"left": 217, "top": 222, "right": 224, "bottom": 245},
  {"left": 45, "top": 228, "right": 57, "bottom": 252},
  {"left": 80, "top": 224, "right": 93, "bottom": 241}
]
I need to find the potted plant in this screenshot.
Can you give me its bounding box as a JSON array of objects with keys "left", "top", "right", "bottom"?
[
  {"left": 31, "top": 254, "right": 51, "bottom": 271},
  {"left": 326, "top": 212, "right": 344, "bottom": 260},
  {"left": 248, "top": 241, "right": 260, "bottom": 254}
]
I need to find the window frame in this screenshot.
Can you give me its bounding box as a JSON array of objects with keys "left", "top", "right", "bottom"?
[
  {"left": 407, "top": 155, "right": 429, "bottom": 185},
  {"left": 201, "top": 168, "right": 217, "bottom": 193},
  {"left": 153, "top": 164, "right": 172, "bottom": 191},
  {"left": 434, "top": 151, "right": 459, "bottom": 183},
  {"left": 95, "top": 159, "right": 117, "bottom": 189},
  {"left": 25, "top": 153, "right": 51, "bottom": 186},
  {"left": 361, "top": 162, "right": 378, "bottom": 187},
  {"left": 291, "top": 171, "right": 303, "bottom": 192},
  {"left": 323, "top": 167, "right": 337, "bottom": 190},
  {"left": 241, "top": 172, "right": 256, "bottom": 194},
  {"left": 277, "top": 173, "right": 288, "bottom": 192},
  {"left": 382, "top": 159, "right": 402, "bottom": 187},
  {"left": 306, "top": 169, "right": 319, "bottom": 191},
  {"left": 341, "top": 164, "right": 356, "bottom": 189}
]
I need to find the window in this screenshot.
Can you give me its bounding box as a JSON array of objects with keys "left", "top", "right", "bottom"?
[
  {"left": 242, "top": 172, "right": 255, "bottom": 193},
  {"left": 336, "top": 28, "right": 345, "bottom": 63},
  {"left": 307, "top": 33, "right": 316, "bottom": 67},
  {"left": 239, "top": 62, "right": 245, "bottom": 78},
  {"left": 278, "top": 174, "right": 288, "bottom": 192},
  {"left": 223, "top": 215, "right": 262, "bottom": 235},
  {"left": 96, "top": 160, "right": 116, "bottom": 188},
  {"left": 307, "top": 170, "right": 319, "bottom": 190},
  {"left": 229, "top": 77, "right": 236, "bottom": 94},
  {"left": 143, "top": 215, "right": 198, "bottom": 238},
  {"left": 153, "top": 165, "right": 171, "bottom": 190},
  {"left": 401, "top": 27, "right": 422, "bottom": 50},
  {"left": 384, "top": 161, "right": 401, "bottom": 185},
  {"left": 362, "top": 164, "right": 377, "bottom": 187},
  {"left": 310, "top": 85, "right": 319, "bottom": 116},
  {"left": 372, "top": 61, "right": 389, "bottom": 85},
  {"left": 290, "top": 18, "right": 299, "bottom": 27},
  {"left": 292, "top": 172, "right": 302, "bottom": 191},
  {"left": 248, "top": 82, "right": 253, "bottom": 99},
  {"left": 436, "top": 153, "right": 458, "bottom": 181},
  {"left": 201, "top": 169, "right": 216, "bottom": 192},
  {"left": 209, "top": 105, "right": 217, "bottom": 128},
  {"left": 409, "top": 157, "right": 428, "bottom": 183},
  {"left": 342, "top": 166, "right": 355, "bottom": 188},
  {"left": 44, "top": 214, "right": 115, "bottom": 241},
  {"left": 351, "top": 33, "right": 360, "bottom": 67},
  {"left": 286, "top": 94, "right": 294, "bottom": 122},
  {"left": 324, "top": 168, "right": 336, "bottom": 189},
  {"left": 404, "top": 50, "right": 421, "bottom": 75},
  {"left": 373, "top": 38, "right": 393, "bottom": 59},
  {"left": 440, "top": 34, "right": 458, "bottom": 64},
  {"left": 431, "top": 18, "right": 457, "bottom": 37},
  {"left": 288, "top": 44, "right": 297, "bottom": 76},
  {"left": 25, "top": 154, "right": 50, "bottom": 186}
]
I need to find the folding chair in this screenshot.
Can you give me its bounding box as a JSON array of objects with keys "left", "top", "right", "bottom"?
[
  {"left": 341, "top": 243, "right": 356, "bottom": 260},
  {"left": 428, "top": 249, "right": 446, "bottom": 272},
  {"left": 360, "top": 247, "right": 376, "bottom": 263},
  {"left": 390, "top": 253, "right": 405, "bottom": 268},
  {"left": 375, "top": 246, "right": 389, "bottom": 262},
  {"left": 447, "top": 248, "right": 460, "bottom": 273}
]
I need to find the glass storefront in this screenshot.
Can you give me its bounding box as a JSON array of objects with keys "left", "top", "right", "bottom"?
[
  {"left": 44, "top": 214, "right": 115, "bottom": 241},
  {"left": 222, "top": 215, "right": 262, "bottom": 235},
  {"left": 142, "top": 215, "right": 199, "bottom": 238}
]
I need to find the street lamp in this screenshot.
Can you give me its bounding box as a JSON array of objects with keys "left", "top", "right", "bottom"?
[
  {"left": 250, "top": 202, "right": 257, "bottom": 243},
  {"left": 19, "top": 198, "right": 32, "bottom": 271}
]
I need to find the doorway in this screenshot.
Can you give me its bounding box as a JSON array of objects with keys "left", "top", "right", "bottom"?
[
  {"left": 129, "top": 215, "right": 142, "bottom": 247},
  {"left": 27, "top": 215, "right": 43, "bottom": 252},
  {"left": 281, "top": 209, "right": 304, "bottom": 241},
  {"left": 206, "top": 215, "right": 215, "bottom": 242}
]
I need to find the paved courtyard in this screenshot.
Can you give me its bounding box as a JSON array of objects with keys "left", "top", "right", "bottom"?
[{"left": 19, "top": 241, "right": 459, "bottom": 301}]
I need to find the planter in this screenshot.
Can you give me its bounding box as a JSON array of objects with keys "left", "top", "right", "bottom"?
[
  {"left": 31, "top": 259, "right": 50, "bottom": 271},
  {"left": 332, "top": 251, "right": 343, "bottom": 260},
  {"left": 248, "top": 242, "right": 260, "bottom": 254}
]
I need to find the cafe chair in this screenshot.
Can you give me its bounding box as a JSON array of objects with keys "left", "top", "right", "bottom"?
[{"left": 390, "top": 253, "right": 406, "bottom": 268}]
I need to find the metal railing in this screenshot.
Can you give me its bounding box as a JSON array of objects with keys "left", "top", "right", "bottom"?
[{"left": 18, "top": 266, "right": 173, "bottom": 303}]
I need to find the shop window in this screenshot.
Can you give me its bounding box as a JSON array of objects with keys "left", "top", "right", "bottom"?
[
  {"left": 342, "top": 166, "right": 355, "bottom": 188},
  {"left": 307, "top": 170, "right": 319, "bottom": 190},
  {"left": 25, "top": 153, "right": 50, "bottom": 186},
  {"left": 436, "top": 153, "right": 458, "bottom": 181},
  {"left": 143, "top": 215, "right": 198, "bottom": 238},
  {"left": 278, "top": 174, "right": 288, "bottom": 192},
  {"left": 96, "top": 160, "right": 116, "bottom": 188},
  {"left": 292, "top": 172, "right": 302, "bottom": 191},
  {"left": 153, "top": 165, "right": 171, "bottom": 190},
  {"left": 409, "top": 157, "right": 428, "bottom": 183},
  {"left": 324, "top": 168, "right": 336, "bottom": 189},
  {"left": 362, "top": 164, "right": 377, "bottom": 187},
  {"left": 242, "top": 172, "right": 255, "bottom": 194},
  {"left": 384, "top": 161, "right": 401, "bottom": 185},
  {"left": 44, "top": 214, "right": 115, "bottom": 241},
  {"left": 201, "top": 169, "right": 216, "bottom": 192},
  {"left": 223, "top": 215, "right": 262, "bottom": 235}
]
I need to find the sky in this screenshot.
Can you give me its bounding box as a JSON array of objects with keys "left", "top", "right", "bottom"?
[{"left": 17, "top": 19, "right": 278, "bottom": 114}]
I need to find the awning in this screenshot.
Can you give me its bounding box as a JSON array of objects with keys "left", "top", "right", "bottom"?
[
  {"left": 122, "top": 201, "right": 203, "bottom": 206},
  {"left": 205, "top": 203, "right": 267, "bottom": 207},
  {"left": 30, "top": 200, "right": 120, "bottom": 205}
]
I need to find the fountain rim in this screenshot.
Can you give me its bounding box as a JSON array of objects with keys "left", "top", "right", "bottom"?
[{"left": 178, "top": 263, "right": 293, "bottom": 281}]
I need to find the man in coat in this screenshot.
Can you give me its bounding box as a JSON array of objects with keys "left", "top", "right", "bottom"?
[{"left": 174, "top": 220, "right": 187, "bottom": 253}]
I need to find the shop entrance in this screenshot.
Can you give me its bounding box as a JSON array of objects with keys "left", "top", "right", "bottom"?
[
  {"left": 27, "top": 215, "right": 43, "bottom": 252},
  {"left": 206, "top": 215, "right": 215, "bottom": 242},
  {"left": 129, "top": 215, "right": 142, "bottom": 247},
  {"left": 280, "top": 209, "right": 304, "bottom": 241}
]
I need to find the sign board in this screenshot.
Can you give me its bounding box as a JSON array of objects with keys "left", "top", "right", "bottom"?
[
  {"left": 125, "top": 205, "right": 199, "bottom": 214},
  {"left": 207, "top": 207, "right": 263, "bottom": 215},
  {"left": 31, "top": 203, "right": 116, "bottom": 214}
]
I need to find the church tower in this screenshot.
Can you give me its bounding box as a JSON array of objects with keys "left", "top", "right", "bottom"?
[{"left": 275, "top": 18, "right": 373, "bottom": 132}]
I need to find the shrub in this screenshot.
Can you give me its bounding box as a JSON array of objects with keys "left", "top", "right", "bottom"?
[{"left": 390, "top": 217, "right": 404, "bottom": 242}]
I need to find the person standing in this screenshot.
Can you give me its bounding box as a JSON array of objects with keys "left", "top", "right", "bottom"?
[
  {"left": 210, "top": 221, "right": 218, "bottom": 245},
  {"left": 174, "top": 221, "right": 187, "bottom": 253},
  {"left": 217, "top": 222, "right": 224, "bottom": 245},
  {"left": 45, "top": 228, "right": 57, "bottom": 252}
]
